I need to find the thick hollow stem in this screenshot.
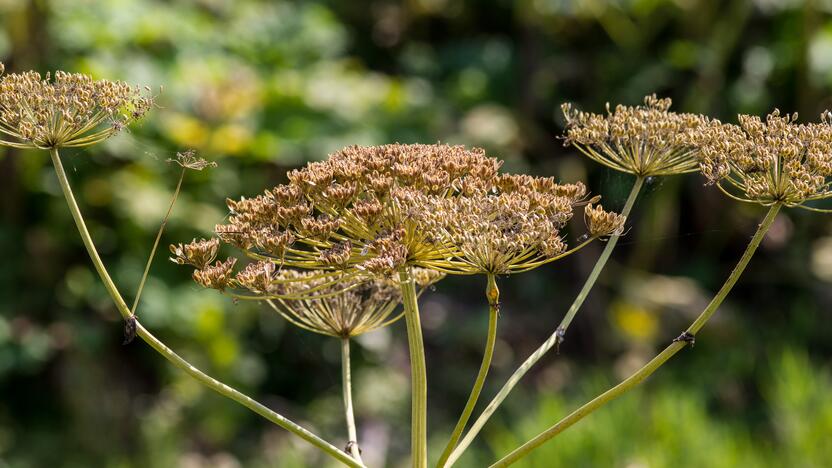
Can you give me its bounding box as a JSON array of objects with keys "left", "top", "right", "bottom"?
[
  {"left": 399, "top": 267, "right": 428, "bottom": 468},
  {"left": 49, "top": 149, "right": 363, "bottom": 468},
  {"left": 341, "top": 337, "right": 364, "bottom": 464},
  {"left": 490, "top": 203, "right": 782, "bottom": 467},
  {"left": 446, "top": 176, "right": 643, "bottom": 466},
  {"left": 436, "top": 274, "right": 500, "bottom": 467}
]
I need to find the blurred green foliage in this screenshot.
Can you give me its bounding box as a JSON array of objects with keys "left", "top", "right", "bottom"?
[{"left": 1, "top": 0, "right": 832, "bottom": 466}]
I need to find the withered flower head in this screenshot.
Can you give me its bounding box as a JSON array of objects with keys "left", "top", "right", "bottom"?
[
  {"left": 262, "top": 268, "right": 444, "bottom": 338},
  {"left": 170, "top": 238, "right": 220, "bottom": 270},
  {"left": 561, "top": 94, "right": 708, "bottom": 177},
  {"left": 584, "top": 203, "right": 627, "bottom": 237},
  {"left": 207, "top": 143, "right": 604, "bottom": 277},
  {"left": 696, "top": 110, "right": 832, "bottom": 208},
  {"left": 169, "top": 149, "right": 217, "bottom": 171},
  {"left": 422, "top": 181, "right": 593, "bottom": 274},
  {"left": 192, "top": 258, "right": 237, "bottom": 290},
  {"left": 0, "top": 63, "right": 152, "bottom": 149}
]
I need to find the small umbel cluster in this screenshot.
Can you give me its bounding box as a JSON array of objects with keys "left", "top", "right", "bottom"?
[
  {"left": 0, "top": 63, "right": 152, "bottom": 149},
  {"left": 197, "top": 143, "right": 623, "bottom": 284},
  {"left": 696, "top": 109, "right": 832, "bottom": 208},
  {"left": 264, "top": 268, "right": 444, "bottom": 338},
  {"left": 561, "top": 94, "right": 709, "bottom": 177}
]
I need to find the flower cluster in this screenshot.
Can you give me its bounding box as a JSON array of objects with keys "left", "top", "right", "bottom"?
[
  {"left": 205, "top": 144, "right": 622, "bottom": 280},
  {"left": 561, "top": 94, "right": 709, "bottom": 177},
  {"left": 260, "top": 267, "right": 444, "bottom": 337},
  {"left": 696, "top": 110, "right": 832, "bottom": 207},
  {"left": 0, "top": 63, "right": 152, "bottom": 149}
]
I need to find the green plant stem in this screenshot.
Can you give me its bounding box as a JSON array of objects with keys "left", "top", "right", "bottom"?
[
  {"left": 490, "top": 203, "right": 782, "bottom": 467},
  {"left": 436, "top": 274, "right": 500, "bottom": 467},
  {"left": 49, "top": 148, "right": 363, "bottom": 468},
  {"left": 446, "top": 176, "right": 644, "bottom": 466},
  {"left": 341, "top": 337, "right": 364, "bottom": 464},
  {"left": 130, "top": 167, "right": 185, "bottom": 315},
  {"left": 399, "top": 267, "right": 428, "bottom": 468}
]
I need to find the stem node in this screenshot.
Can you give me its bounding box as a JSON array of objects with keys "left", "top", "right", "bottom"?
[{"left": 672, "top": 331, "right": 696, "bottom": 347}]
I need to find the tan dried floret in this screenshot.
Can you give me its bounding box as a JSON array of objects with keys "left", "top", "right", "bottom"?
[
  {"left": 584, "top": 203, "right": 627, "bottom": 237},
  {"left": 561, "top": 94, "right": 709, "bottom": 177},
  {"left": 696, "top": 109, "right": 832, "bottom": 207},
  {"left": 319, "top": 241, "right": 353, "bottom": 268},
  {"left": 234, "top": 261, "right": 275, "bottom": 293},
  {"left": 169, "top": 238, "right": 219, "bottom": 270},
  {"left": 193, "top": 258, "right": 237, "bottom": 290},
  {"left": 0, "top": 63, "right": 152, "bottom": 149}
]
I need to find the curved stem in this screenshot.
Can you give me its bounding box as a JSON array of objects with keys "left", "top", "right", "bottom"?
[
  {"left": 446, "top": 176, "right": 644, "bottom": 466},
  {"left": 49, "top": 148, "right": 363, "bottom": 468},
  {"left": 436, "top": 274, "right": 500, "bottom": 467},
  {"left": 399, "top": 267, "right": 428, "bottom": 468},
  {"left": 490, "top": 203, "right": 782, "bottom": 467},
  {"left": 341, "top": 337, "right": 364, "bottom": 464}
]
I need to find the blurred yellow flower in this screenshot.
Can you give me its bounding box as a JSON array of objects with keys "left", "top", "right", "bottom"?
[
  {"left": 164, "top": 112, "right": 209, "bottom": 148},
  {"left": 210, "top": 124, "right": 253, "bottom": 156},
  {"left": 611, "top": 300, "right": 658, "bottom": 342}
]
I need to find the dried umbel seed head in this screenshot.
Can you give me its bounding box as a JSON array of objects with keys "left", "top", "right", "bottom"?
[
  {"left": 212, "top": 144, "right": 498, "bottom": 274},
  {"left": 562, "top": 94, "right": 709, "bottom": 177},
  {"left": 696, "top": 110, "right": 832, "bottom": 208},
  {"left": 169, "top": 238, "right": 220, "bottom": 270},
  {"left": 423, "top": 190, "right": 577, "bottom": 275},
  {"left": 0, "top": 63, "right": 152, "bottom": 149},
  {"left": 192, "top": 258, "right": 237, "bottom": 290},
  {"left": 419, "top": 173, "right": 598, "bottom": 275},
  {"left": 169, "top": 149, "right": 217, "bottom": 171},
  {"left": 584, "top": 203, "right": 627, "bottom": 237},
  {"left": 205, "top": 143, "right": 609, "bottom": 278},
  {"left": 266, "top": 268, "right": 444, "bottom": 338}
]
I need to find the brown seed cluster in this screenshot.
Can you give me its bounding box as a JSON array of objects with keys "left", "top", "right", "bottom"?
[
  {"left": 0, "top": 63, "right": 151, "bottom": 149},
  {"left": 696, "top": 110, "right": 832, "bottom": 207},
  {"left": 561, "top": 94, "right": 709, "bottom": 177},
  {"left": 203, "top": 144, "right": 615, "bottom": 280},
  {"left": 192, "top": 257, "right": 237, "bottom": 291},
  {"left": 170, "top": 238, "right": 220, "bottom": 270},
  {"left": 259, "top": 268, "right": 444, "bottom": 337},
  {"left": 584, "top": 203, "right": 627, "bottom": 237}
]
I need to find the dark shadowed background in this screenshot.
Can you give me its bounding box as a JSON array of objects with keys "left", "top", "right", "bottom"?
[{"left": 1, "top": 0, "right": 832, "bottom": 466}]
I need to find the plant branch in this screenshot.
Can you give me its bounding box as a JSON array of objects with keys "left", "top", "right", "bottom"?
[
  {"left": 130, "top": 167, "right": 185, "bottom": 315},
  {"left": 49, "top": 148, "right": 364, "bottom": 468},
  {"left": 490, "top": 203, "right": 782, "bottom": 467},
  {"left": 446, "top": 176, "right": 644, "bottom": 466},
  {"left": 399, "top": 266, "right": 428, "bottom": 468},
  {"left": 436, "top": 274, "right": 500, "bottom": 467}
]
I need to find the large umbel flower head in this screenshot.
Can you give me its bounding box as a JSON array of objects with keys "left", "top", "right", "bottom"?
[
  {"left": 0, "top": 63, "right": 152, "bottom": 149},
  {"left": 561, "top": 94, "right": 709, "bottom": 177},
  {"left": 201, "top": 143, "right": 623, "bottom": 281},
  {"left": 696, "top": 110, "right": 832, "bottom": 209}
]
